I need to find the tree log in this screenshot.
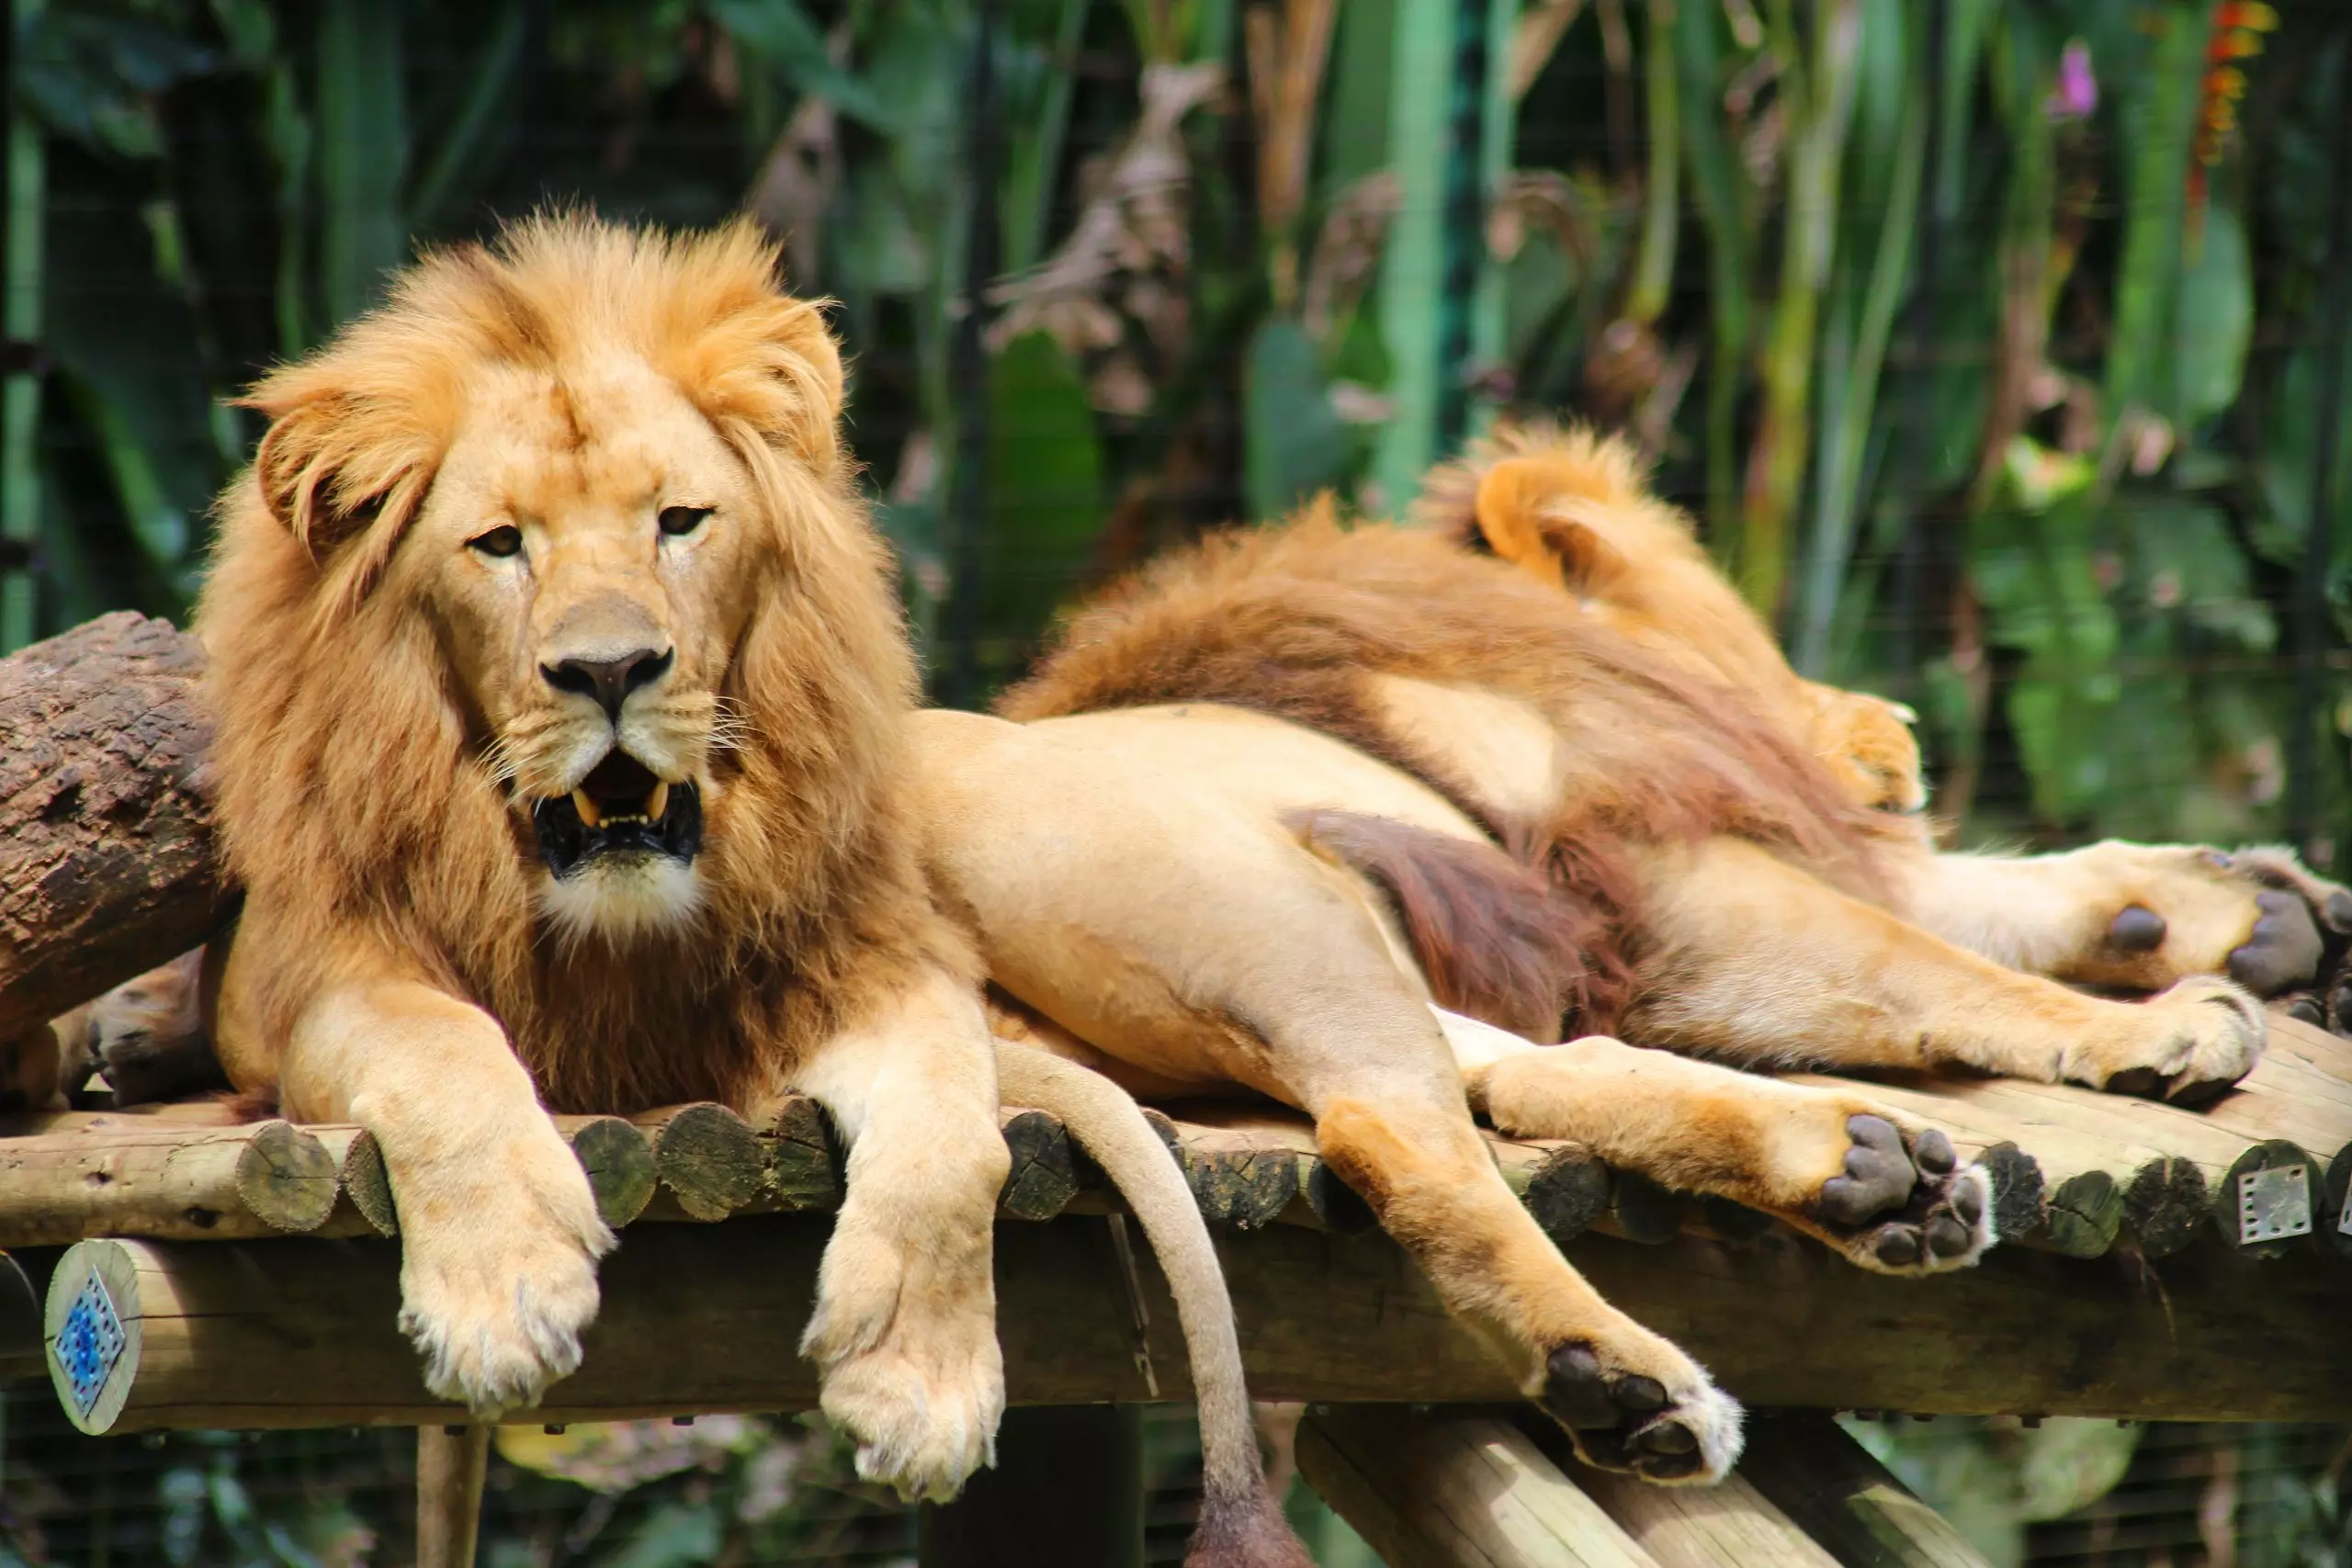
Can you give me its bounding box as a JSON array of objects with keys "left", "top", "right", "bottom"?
[
  {"left": 0, "top": 1116, "right": 337, "bottom": 1243},
  {"left": 41, "top": 1210, "right": 2352, "bottom": 1436},
  {"left": 1735, "top": 1415, "right": 1996, "bottom": 1568},
  {"left": 1295, "top": 1404, "right": 1661, "bottom": 1568},
  {"left": 1561, "top": 1446, "right": 1841, "bottom": 1568},
  {"left": 0, "top": 614, "right": 222, "bottom": 1043}
]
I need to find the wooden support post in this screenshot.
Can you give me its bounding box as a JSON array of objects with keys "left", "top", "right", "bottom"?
[
  {"left": 416, "top": 1424, "right": 490, "bottom": 1568},
  {"left": 0, "top": 614, "right": 220, "bottom": 1046},
  {"left": 1736, "top": 1414, "right": 1996, "bottom": 1568},
  {"left": 1296, "top": 1404, "right": 1661, "bottom": 1568},
  {"left": 917, "top": 1404, "right": 1142, "bottom": 1568}
]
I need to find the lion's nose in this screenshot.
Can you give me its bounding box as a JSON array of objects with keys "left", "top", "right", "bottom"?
[{"left": 542, "top": 647, "right": 673, "bottom": 721}]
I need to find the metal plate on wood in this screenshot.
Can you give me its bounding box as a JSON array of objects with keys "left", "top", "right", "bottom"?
[
  {"left": 53, "top": 1271, "right": 125, "bottom": 1417},
  {"left": 2239, "top": 1164, "right": 2312, "bottom": 1247}
]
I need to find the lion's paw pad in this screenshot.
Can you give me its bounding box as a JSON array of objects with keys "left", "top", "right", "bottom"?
[
  {"left": 1815, "top": 1118, "right": 1993, "bottom": 1275},
  {"left": 1539, "top": 1344, "right": 1742, "bottom": 1483}
]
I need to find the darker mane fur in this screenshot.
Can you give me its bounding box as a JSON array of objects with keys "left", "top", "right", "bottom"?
[{"left": 997, "top": 506, "right": 1901, "bottom": 1029}]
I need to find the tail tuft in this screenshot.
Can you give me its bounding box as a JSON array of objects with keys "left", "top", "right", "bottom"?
[{"left": 1184, "top": 1478, "right": 1316, "bottom": 1568}]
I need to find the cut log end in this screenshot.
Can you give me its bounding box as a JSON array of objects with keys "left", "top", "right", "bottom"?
[
  {"left": 1521, "top": 1145, "right": 1611, "bottom": 1244},
  {"left": 231, "top": 1121, "right": 340, "bottom": 1235},
  {"left": 638, "top": 1103, "right": 764, "bottom": 1222},
  {"left": 998, "top": 1108, "right": 1079, "bottom": 1222},
  {"left": 562, "top": 1117, "right": 656, "bottom": 1230}
]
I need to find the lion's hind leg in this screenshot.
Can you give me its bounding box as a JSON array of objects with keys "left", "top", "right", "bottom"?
[{"left": 1440, "top": 1011, "right": 1994, "bottom": 1274}]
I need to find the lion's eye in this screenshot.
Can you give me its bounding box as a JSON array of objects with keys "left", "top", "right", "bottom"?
[
  {"left": 659, "top": 505, "right": 713, "bottom": 538},
  {"left": 469, "top": 525, "right": 524, "bottom": 558}
]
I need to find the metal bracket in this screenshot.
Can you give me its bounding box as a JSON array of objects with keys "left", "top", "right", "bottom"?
[
  {"left": 2239, "top": 1164, "right": 2313, "bottom": 1247},
  {"left": 53, "top": 1270, "right": 126, "bottom": 1416}
]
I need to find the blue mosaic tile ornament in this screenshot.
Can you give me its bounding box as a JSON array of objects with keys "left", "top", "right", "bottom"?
[{"left": 54, "top": 1270, "right": 126, "bottom": 1417}]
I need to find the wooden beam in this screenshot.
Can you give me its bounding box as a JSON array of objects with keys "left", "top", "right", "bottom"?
[
  {"left": 1295, "top": 1404, "right": 1661, "bottom": 1568},
  {"left": 40, "top": 1209, "right": 2352, "bottom": 1436},
  {"left": 1563, "top": 1446, "right": 1841, "bottom": 1568},
  {"left": 415, "top": 1424, "right": 489, "bottom": 1568},
  {"left": 0, "top": 613, "right": 220, "bottom": 1044},
  {"left": 1736, "top": 1415, "right": 1995, "bottom": 1568}
]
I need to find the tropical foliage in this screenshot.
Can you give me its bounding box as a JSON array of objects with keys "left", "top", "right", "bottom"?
[{"left": 7, "top": 0, "right": 2348, "bottom": 852}]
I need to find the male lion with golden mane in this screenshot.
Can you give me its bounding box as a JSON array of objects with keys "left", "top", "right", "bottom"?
[
  {"left": 905, "top": 428, "right": 2342, "bottom": 1486},
  {"left": 186, "top": 215, "right": 1311, "bottom": 1563}
]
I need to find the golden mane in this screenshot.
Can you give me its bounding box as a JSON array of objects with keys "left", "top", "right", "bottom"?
[
  {"left": 198, "top": 213, "right": 963, "bottom": 1112},
  {"left": 997, "top": 502, "right": 1902, "bottom": 1030}
]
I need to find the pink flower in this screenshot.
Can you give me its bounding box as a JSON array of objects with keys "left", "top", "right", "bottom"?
[{"left": 2048, "top": 40, "right": 2097, "bottom": 121}]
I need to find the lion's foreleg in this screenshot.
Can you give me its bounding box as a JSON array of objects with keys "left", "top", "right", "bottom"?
[
  {"left": 1628, "top": 838, "right": 2265, "bottom": 1104},
  {"left": 790, "top": 964, "right": 1010, "bottom": 1504},
  {"left": 1439, "top": 1011, "right": 1992, "bottom": 1275},
  {"left": 278, "top": 972, "right": 611, "bottom": 1418}
]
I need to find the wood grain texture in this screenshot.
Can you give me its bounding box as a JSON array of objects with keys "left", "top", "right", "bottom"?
[{"left": 0, "top": 614, "right": 222, "bottom": 1043}]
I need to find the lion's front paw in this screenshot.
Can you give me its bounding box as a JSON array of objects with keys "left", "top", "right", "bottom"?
[
  {"left": 1814, "top": 1117, "right": 1995, "bottom": 1275},
  {"left": 2076, "top": 976, "right": 2265, "bottom": 1107},
  {"left": 396, "top": 1143, "right": 613, "bottom": 1418},
  {"left": 802, "top": 1227, "right": 1005, "bottom": 1502},
  {"left": 1538, "top": 1340, "right": 1743, "bottom": 1485}
]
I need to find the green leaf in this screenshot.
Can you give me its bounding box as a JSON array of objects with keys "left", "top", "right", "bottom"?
[
  {"left": 316, "top": 0, "right": 410, "bottom": 324},
  {"left": 1244, "top": 318, "right": 1351, "bottom": 523},
  {"left": 592, "top": 1501, "right": 723, "bottom": 1568},
  {"left": 2101, "top": 2, "right": 2204, "bottom": 433},
  {"left": 2173, "top": 202, "right": 2253, "bottom": 427},
  {"left": 707, "top": 0, "right": 899, "bottom": 131},
  {"left": 981, "top": 331, "right": 1103, "bottom": 671}
]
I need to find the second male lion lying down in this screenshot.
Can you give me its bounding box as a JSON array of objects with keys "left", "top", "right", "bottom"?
[
  {"left": 907, "top": 433, "right": 2345, "bottom": 1484},
  {"left": 1413, "top": 421, "right": 2352, "bottom": 1003}
]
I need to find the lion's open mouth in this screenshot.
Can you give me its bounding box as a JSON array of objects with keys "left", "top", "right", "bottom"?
[{"left": 531, "top": 750, "right": 702, "bottom": 879}]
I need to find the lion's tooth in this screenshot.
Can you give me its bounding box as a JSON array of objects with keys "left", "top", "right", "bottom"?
[
  {"left": 572, "top": 789, "right": 604, "bottom": 829},
  {"left": 646, "top": 781, "right": 671, "bottom": 821}
]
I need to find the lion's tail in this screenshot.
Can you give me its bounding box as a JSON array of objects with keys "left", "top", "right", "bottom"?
[{"left": 991, "top": 1042, "right": 1312, "bottom": 1568}]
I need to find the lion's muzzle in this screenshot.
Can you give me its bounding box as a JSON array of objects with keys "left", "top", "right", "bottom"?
[{"left": 532, "top": 749, "right": 704, "bottom": 880}]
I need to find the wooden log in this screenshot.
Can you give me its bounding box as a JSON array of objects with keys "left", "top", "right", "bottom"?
[
  {"left": 1736, "top": 1414, "right": 1996, "bottom": 1568},
  {"left": 1514, "top": 1144, "right": 1612, "bottom": 1246},
  {"left": 1611, "top": 1170, "right": 1684, "bottom": 1246},
  {"left": 996, "top": 1108, "right": 1079, "bottom": 1222},
  {"left": 1295, "top": 1404, "right": 1660, "bottom": 1568},
  {"left": 760, "top": 1095, "right": 842, "bottom": 1210},
  {"left": 2040, "top": 1169, "right": 2122, "bottom": 1259},
  {"left": 1562, "top": 1446, "right": 1842, "bottom": 1568},
  {"left": 1173, "top": 1124, "right": 1299, "bottom": 1231},
  {"left": 2122, "top": 1156, "right": 2210, "bottom": 1260},
  {"left": 0, "top": 613, "right": 223, "bottom": 1044},
  {"left": 44, "top": 1209, "right": 2352, "bottom": 1435},
  {"left": 330, "top": 1116, "right": 656, "bottom": 1237},
  {"left": 633, "top": 1103, "right": 764, "bottom": 1221},
  {"left": 416, "top": 1425, "right": 489, "bottom": 1568},
  {"left": 0, "top": 1117, "right": 337, "bottom": 1244}
]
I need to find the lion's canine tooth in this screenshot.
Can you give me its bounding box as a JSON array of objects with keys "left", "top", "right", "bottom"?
[
  {"left": 572, "top": 789, "right": 604, "bottom": 829},
  {"left": 647, "top": 781, "right": 671, "bottom": 821}
]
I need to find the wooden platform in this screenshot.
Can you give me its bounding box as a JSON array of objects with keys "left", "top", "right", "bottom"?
[{"left": 11, "top": 1007, "right": 2352, "bottom": 1438}]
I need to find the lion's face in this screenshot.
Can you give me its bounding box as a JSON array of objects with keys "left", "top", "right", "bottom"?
[{"left": 394, "top": 358, "right": 768, "bottom": 944}]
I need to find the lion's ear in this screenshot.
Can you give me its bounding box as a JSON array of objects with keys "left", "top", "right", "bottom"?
[
  {"left": 247, "top": 396, "right": 388, "bottom": 558},
  {"left": 1471, "top": 457, "right": 1625, "bottom": 592}
]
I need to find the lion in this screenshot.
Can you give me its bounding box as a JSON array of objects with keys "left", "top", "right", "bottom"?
[
  {"left": 177, "top": 212, "right": 1306, "bottom": 1562},
  {"left": 897, "top": 445, "right": 2344, "bottom": 1484},
  {"left": 1412, "top": 420, "right": 2352, "bottom": 1002}
]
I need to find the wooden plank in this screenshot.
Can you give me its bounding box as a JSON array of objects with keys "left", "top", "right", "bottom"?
[
  {"left": 40, "top": 1210, "right": 2352, "bottom": 1434},
  {"left": 0, "top": 1118, "right": 338, "bottom": 1244},
  {"left": 1567, "top": 1455, "right": 1842, "bottom": 1568},
  {"left": 1297, "top": 1405, "right": 1661, "bottom": 1568},
  {"left": 1736, "top": 1415, "right": 1995, "bottom": 1568}
]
